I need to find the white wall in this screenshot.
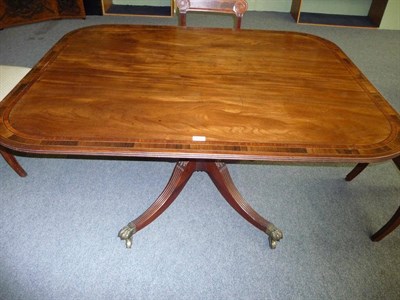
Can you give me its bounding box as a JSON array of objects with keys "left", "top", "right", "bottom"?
[
  {"left": 300, "top": 0, "right": 372, "bottom": 15},
  {"left": 380, "top": 0, "right": 400, "bottom": 30},
  {"left": 246, "top": 0, "right": 292, "bottom": 12},
  {"left": 247, "top": 0, "right": 372, "bottom": 14}
]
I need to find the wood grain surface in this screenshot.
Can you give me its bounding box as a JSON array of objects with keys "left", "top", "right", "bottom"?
[{"left": 0, "top": 25, "right": 399, "bottom": 162}]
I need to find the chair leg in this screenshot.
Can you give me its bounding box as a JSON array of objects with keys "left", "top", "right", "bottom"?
[
  {"left": 393, "top": 156, "right": 400, "bottom": 171},
  {"left": 345, "top": 163, "right": 369, "bottom": 181},
  {"left": 179, "top": 13, "right": 186, "bottom": 26},
  {"left": 0, "top": 148, "right": 27, "bottom": 177},
  {"left": 345, "top": 156, "right": 399, "bottom": 241},
  {"left": 371, "top": 207, "right": 400, "bottom": 242}
]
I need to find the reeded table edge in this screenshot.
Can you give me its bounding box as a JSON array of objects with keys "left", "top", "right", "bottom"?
[{"left": 1, "top": 135, "right": 399, "bottom": 163}]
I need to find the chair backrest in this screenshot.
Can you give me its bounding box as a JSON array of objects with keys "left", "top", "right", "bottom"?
[{"left": 175, "top": 0, "right": 248, "bottom": 30}]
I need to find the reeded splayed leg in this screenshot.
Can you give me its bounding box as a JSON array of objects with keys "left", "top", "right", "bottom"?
[
  {"left": 0, "top": 148, "right": 27, "bottom": 177},
  {"left": 118, "top": 161, "right": 196, "bottom": 248},
  {"left": 119, "top": 160, "right": 282, "bottom": 249},
  {"left": 198, "top": 162, "right": 283, "bottom": 249}
]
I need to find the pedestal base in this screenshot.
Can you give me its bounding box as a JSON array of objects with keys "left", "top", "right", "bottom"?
[{"left": 118, "top": 160, "right": 283, "bottom": 249}]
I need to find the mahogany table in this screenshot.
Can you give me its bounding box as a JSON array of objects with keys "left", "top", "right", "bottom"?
[{"left": 1, "top": 25, "right": 399, "bottom": 249}]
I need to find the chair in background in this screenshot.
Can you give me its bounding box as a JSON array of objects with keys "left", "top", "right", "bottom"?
[
  {"left": 175, "top": 0, "right": 248, "bottom": 29},
  {"left": 345, "top": 156, "right": 400, "bottom": 241},
  {"left": 0, "top": 65, "right": 31, "bottom": 177}
]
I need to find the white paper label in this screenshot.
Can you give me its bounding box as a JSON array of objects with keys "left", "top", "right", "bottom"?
[{"left": 192, "top": 136, "right": 206, "bottom": 142}]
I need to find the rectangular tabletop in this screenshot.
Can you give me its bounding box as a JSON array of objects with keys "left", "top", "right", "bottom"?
[{"left": 0, "top": 25, "right": 399, "bottom": 162}]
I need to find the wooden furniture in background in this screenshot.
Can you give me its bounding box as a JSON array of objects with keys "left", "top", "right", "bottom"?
[
  {"left": 101, "top": 0, "right": 174, "bottom": 17},
  {"left": 1, "top": 25, "right": 399, "bottom": 249},
  {"left": 290, "top": 0, "right": 389, "bottom": 28},
  {"left": 346, "top": 156, "right": 399, "bottom": 241},
  {"left": 83, "top": 0, "right": 103, "bottom": 15},
  {"left": 176, "top": 0, "right": 248, "bottom": 29},
  {"left": 0, "top": 0, "right": 85, "bottom": 29}
]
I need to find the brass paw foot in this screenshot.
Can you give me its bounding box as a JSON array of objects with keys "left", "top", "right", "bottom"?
[
  {"left": 266, "top": 223, "right": 283, "bottom": 249},
  {"left": 118, "top": 224, "right": 137, "bottom": 248}
]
